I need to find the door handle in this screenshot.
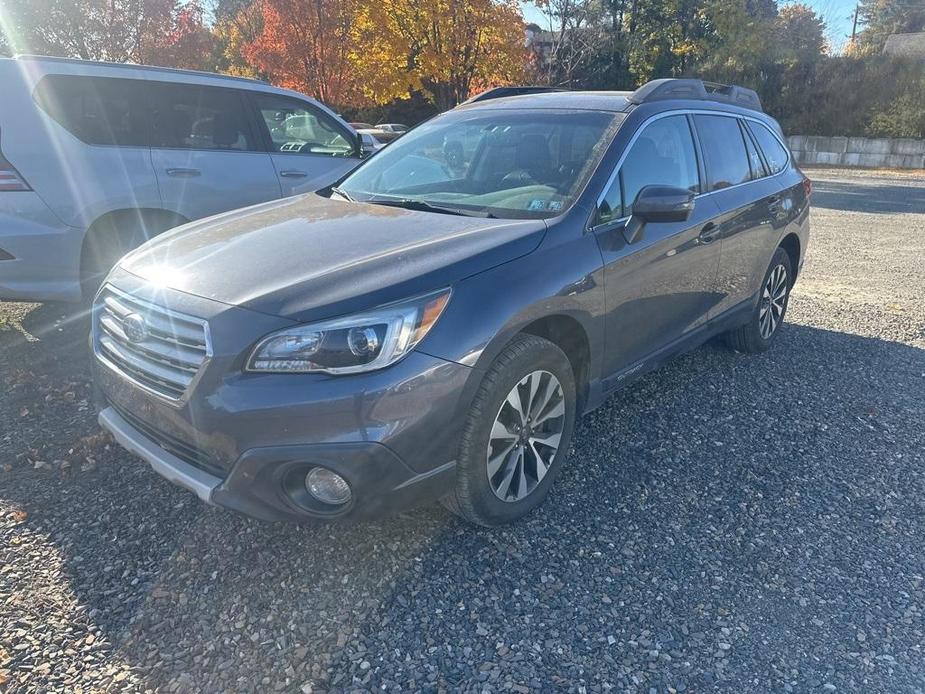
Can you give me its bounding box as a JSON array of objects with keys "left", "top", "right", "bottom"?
[
  {"left": 698, "top": 222, "right": 720, "bottom": 244},
  {"left": 165, "top": 168, "right": 201, "bottom": 177},
  {"left": 279, "top": 170, "right": 308, "bottom": 178}
]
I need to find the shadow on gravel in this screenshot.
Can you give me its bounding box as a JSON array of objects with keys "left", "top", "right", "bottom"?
[
  {"left": 3, "top": 313, "right": 925, "bottom": 692},
  {"left": 810, "top": 178, "right": 925, "bottom": 214}
]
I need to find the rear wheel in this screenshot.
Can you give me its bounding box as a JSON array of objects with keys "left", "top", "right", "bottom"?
[
  {"left": 724, "top": 247, "right": 793, "bottom": 353},
  {"left": 442, "top": 334, "right": 577, "bottom": 526}
]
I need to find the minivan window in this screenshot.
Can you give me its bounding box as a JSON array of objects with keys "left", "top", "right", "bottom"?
[
  {"left": 747, "top": 121, "right": 789, "bottom": 174},
  {"left": 741, "top": 121, "right": 768, "bottom": 179},
  {"left": 694, "top": 114, "right": 752, "bottom": 191},
  {"left": 150, "top": 84, "right": 256, "bottom": 151},
  {"left": 253, "top": 95, "right": 354, "bottom": 156},
  {"left": 34, "top": 76, "right": 148, "bottom": 147},
  {"left": 339, "top": 109, "right": 620, "bottom": 220}
]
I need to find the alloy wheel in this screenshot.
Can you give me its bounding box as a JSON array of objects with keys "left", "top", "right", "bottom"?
[
  {"left": 759, "top": 264, "right": 788, "bottom": 339},
  {"left": 487, "top": 370, "right": 566, "bottom": 502}
]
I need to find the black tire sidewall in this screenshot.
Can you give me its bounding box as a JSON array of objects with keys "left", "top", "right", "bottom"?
[{"left": 455, "top": 335, "right": 577, "bottom": 525}]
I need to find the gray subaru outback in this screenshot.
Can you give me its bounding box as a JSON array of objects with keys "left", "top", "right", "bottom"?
[{"left": 93, "top": 79, "right": 811, "bottom": 526}]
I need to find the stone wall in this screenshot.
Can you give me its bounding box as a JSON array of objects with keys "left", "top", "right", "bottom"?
[{"left": 787, "top": 135, "right": 925, "bottom": 169}]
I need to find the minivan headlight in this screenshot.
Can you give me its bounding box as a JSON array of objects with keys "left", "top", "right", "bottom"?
[{"left": 247, "top": 289, "right": 451, "bottom": 374}]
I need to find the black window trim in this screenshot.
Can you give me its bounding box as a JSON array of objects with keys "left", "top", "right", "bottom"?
[
  {"left": 738, "top": 118, "right": 769, "bottom": 180},
  {"left": 590, "top": 108, "right": 791, "bottom": 232},
  {"left": 744, "top": 119, "right": 790, "bottom": 176},
  {"left": 246, "top": 91, "right": 360, "bottom": 158}
]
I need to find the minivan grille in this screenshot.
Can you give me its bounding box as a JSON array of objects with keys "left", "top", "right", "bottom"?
[{"left": 95, "top": 286, "right": 210, "bottom": 401}]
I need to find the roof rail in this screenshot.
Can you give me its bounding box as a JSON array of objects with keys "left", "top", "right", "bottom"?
[
  {"left": 460, "top": 85, "right": 567, "bottom": 105},
  {"left": 628, "top": 78, "right": 762, "bottom": 112},
  {"left": 12, "top": 54, "right": 269, "bottom": 86}
]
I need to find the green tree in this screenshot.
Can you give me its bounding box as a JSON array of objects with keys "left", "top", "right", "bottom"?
[{"left": 855, "top": 0, "right": 925, "bottom": 54}]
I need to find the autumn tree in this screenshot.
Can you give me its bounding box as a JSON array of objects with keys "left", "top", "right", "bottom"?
[{"left": 854, "top": 0, "right": 925, "bottom": 55}]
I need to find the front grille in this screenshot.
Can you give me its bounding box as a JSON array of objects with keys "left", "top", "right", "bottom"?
[
  {"left": 109, "top": 400, "right": 225, "bottom": 478},
  {"left": 95, "top": 285, "right": 210, "bottom": 401}
]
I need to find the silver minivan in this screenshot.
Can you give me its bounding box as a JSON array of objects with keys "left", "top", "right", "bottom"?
[{"left": 0, "top": 55, "right": 367, "bottom": 301}]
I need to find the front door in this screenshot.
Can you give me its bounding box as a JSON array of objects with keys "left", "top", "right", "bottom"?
[
  {"left": 249, "top": 93, "right": 362, "bottom": 197},
  {"left": 593, "top": 113, "right": 723, "bottom": 380},
  {"left": 149, "top": 82, "right": 281, "bottom": 221}
]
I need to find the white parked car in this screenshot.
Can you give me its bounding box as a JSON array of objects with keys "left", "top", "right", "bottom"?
[{"left": 0, "top": 55, "right": 369, "bottom": 301}]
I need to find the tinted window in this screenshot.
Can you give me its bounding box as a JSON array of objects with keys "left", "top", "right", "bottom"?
[
  {"left": 694, "top": 115, "right": 751, "bottom": 191},
  {"left": 747, "top": 121, "right": 789, "bottom": 174},
  {"left": 254, "top": 95, "right": 354, "bottom": 156},
  {"left": 34, "top": 76, "right": 148, "bottom": 146},
  {"left": 150, "top": 84, "right": 255, "bottom": 151},
  {"left": 741, "top": 121, "right": 768, "bottom": 179},
  {"left": 617, "top": 114, "right": 700, "bottom": 218}
]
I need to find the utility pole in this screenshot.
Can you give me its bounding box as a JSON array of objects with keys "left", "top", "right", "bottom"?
[{"left": 850, "top": 2, "right": 860, "bottom": 45}]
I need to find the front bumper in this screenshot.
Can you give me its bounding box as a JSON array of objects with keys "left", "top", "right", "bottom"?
[{"left": 93, "top": 273, "right": 472, "bottom": 521}]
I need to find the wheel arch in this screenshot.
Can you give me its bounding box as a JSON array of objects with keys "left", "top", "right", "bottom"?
[
  {"left": 80, "top": 208, "right": 189, "bottom": 280},
  {"left": 518, "top": 314, "right": 592, "bottom": 414},
  {"left": 779, "top": 232, "right": 801, "bottom": 282}
]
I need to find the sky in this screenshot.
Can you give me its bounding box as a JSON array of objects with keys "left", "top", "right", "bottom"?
[{"left": 522, "top": 0, "right": 860, "bottom": 53}]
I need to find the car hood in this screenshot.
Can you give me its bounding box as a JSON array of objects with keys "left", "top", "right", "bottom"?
[{"left": 120, "top": 194, "right": 547, "bottom": 322}]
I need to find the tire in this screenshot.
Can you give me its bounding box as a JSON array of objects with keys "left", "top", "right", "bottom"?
[
  {"left": 442, "top": 334, "right": 577, "bottom": 526},
  {"left": 724, "top": 246, "right": 793, "bottom": 353}
]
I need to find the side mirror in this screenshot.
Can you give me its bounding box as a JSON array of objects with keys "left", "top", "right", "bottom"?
[
  {"left": 359, "top": 132, "right": 379, "bottom": 157},
  {"left": 624, "top": 185, "right": 695, "bottom": 244}
]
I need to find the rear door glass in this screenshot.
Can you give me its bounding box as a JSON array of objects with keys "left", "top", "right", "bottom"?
[
  {"left": 694, "top": 114, "right": 752, "bottom": 191},
  {"left": 150, "top": 83, "right": 257, "bottom": 151},
  {"left": 34, "top": 75, "right": 149, "bottom": 146}
]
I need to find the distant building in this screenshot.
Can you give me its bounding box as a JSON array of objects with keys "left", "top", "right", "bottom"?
[{"left": 883, "top": 32, "right": 925, "bottom": 60}]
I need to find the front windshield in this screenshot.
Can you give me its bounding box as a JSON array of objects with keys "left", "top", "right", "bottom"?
[{"left": 338, "top": 109, "right": 622, "bottom": 219}]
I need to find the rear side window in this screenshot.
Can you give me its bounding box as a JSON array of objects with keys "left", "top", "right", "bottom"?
[
  {"left": 150, "top": 84, "right": 256, "bottom": 151},
  {"left": 694, "top": 114, "right": 751, "bottom": 191},
  {"left": 253, "top": 94, "right": 355, "bottom": 156},
  {"left": 34, "top": 76, "right": 148, "bottom": 146},
  {"left": 746, "top": 121, "right": 789, "bottom": 174},
  {"left": 740, "top": 121, "right": 768, "bottom": 179}
]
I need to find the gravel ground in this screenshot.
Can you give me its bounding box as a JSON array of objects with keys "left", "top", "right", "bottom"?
[{"left": 1, "top": 168, "right": 924, "bottom": 693}]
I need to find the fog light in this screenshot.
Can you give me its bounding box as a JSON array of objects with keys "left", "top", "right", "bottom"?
[{"left": 305, "top": 468, "right": 351, "bottom": 505}]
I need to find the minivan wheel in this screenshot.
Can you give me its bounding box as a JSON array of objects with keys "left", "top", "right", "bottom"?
[
  {"left": 442, "top": 334, "right": 576, "bottom": 526},
  {"left": 724, "top": 247, "right": 793, "bottom": 353}
]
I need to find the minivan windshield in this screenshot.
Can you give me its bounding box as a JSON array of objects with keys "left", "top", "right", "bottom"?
[{"left": 338, "top": 109, "right": 622, "bottom": 219}]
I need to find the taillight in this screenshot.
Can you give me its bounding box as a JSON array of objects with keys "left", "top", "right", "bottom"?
[
  {"left": 802, "top": 176, "right": 812, "bottom": 198},
  {"left": 0, "top": 130, "right": 31, "bottom": 191}
]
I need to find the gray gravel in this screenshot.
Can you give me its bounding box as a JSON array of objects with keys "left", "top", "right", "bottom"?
[{"left": 2, "top": 168, "right": 924, "bottom": 693}]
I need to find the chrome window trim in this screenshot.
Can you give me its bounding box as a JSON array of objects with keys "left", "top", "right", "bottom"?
[
  {"left": 590, "top": 108, "right": 791, "bottom": 230},
  {"left": 92, "top": 284, "right": 213, "bottom": 407}
]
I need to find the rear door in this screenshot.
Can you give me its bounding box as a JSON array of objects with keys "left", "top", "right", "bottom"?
[
  {"left": 249, "top": 93, "right": 362, "bottom": 196},
  {"left": 593, "top": 113, "right": 723, "bottom": 378},
  {"left": 149, "top": 83, "right": 281, "bottom": 221},
  {"left": 691, "top": 113, "right": 786, "bottom": 317}
]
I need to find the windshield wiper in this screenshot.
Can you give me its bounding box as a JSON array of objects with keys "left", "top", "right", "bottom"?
[
  {"left": 330, "top": 186, "right": 355, "bottom": 202},
  {"left": 365, "top": 197, "right": 494, "bottom": 218}
]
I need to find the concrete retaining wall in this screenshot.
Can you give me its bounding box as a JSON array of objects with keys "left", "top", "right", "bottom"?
[{"left": 787, "top": 135, "right": 925, "bottom": 169}]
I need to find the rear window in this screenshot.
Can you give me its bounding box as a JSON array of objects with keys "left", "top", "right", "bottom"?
[
  {"left": 694, "top": 114, "right": 752, "bottom": 191},
  {"left": 746, "top": 121, "right": 789, "bottom": 174},
  {"left": 34, "top": 75, "right": 149, "bottom": 147}
]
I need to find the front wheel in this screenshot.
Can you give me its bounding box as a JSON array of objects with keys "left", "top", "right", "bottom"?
[
  {"left": 442, "top": 334, "right": 577, "bottom": 526},
  {"left": 724, "top": 247, "right": 793, "bottom": 353}
]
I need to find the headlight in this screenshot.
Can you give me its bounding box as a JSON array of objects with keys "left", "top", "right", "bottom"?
[{"left": 247, "top": 289, "right": 451, "bottom": 374}]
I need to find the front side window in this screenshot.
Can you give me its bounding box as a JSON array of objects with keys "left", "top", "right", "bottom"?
[
  {"left": 596, "top": 114, "right": 699, "bottom": 224},
  {"left": 746, "top": 121, "right": 789, "bottom": 174},
  {"left": 694, "top": 114, "right": 752, "bottom": 191},
  {"left": 338, "top": 109, "right": 620, "bottom": 220},
  {"left": 150, "top": 84, "right": 255, "bottom": 151},
  {"left": 254, "top": 95, "right": 354, "bottom": 156},
  {"left": 34, "top": 76, "right": 148, "bottom": 147}
]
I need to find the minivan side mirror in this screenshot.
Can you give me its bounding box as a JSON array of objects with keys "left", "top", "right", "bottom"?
[{"left": 624, "top": 185, "right": 696, "bottom": 244}]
